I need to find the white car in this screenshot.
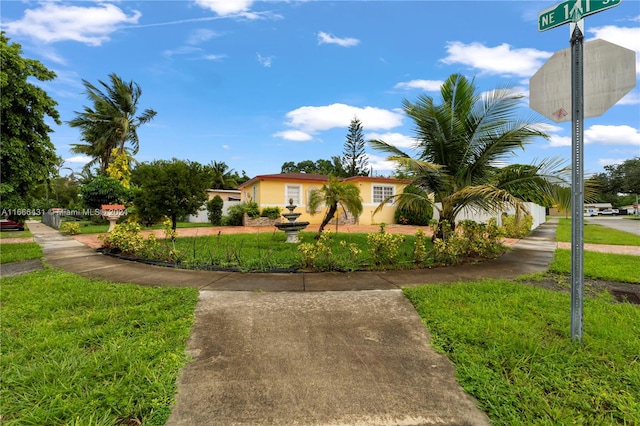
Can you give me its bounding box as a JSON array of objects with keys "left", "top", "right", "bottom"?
[{"left": 598, "top": 209, "right": 618, "bottom": 215}]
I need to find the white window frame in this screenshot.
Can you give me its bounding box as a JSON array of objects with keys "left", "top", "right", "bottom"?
[
  {"left": 372, "top": 184, "right": 394, "bottom": 204},
  {"left": 285, "top": 184, "right": 302, "bottom": 206}
]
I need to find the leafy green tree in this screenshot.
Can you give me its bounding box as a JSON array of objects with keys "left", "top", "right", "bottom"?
[
  {"left": 80, "top": 175, "right": 130, "bottom": 209},
  {"left": 68, "top": 73, "right": 156, "bottom": 173},
  {"left": 281, "top": 157, "right": 346, "bottom": 176},
  {"left": 370, "top": 73, "right": 567, "bottom": 238},
  {"left": 207, "top": 195, "right": 224, "bottom": 225},
  {"left": 0, "top": 32, "right": 60, "bottom": 210},
  {"left": 307, "top": 176, "right": 363, "bottom": 237},
  {"left": 131, "top": 159, "right": 209, "bottom": 230},
  {"left": 342, "top": 116, "right": 369, "bottom": 176},
  {"left": 207, "top": 161, "right": 238, "bottom": 189},
  {"left": 588, "top": 158, "right": 640, "bottom": 207}
]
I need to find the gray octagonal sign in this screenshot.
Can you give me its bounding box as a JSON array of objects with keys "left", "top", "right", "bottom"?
[{"left": 530, "top": 39, "right": 636, "bottom": 122}]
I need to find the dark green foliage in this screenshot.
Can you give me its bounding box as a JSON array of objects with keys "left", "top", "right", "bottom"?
[
  {"left": 131, "top": 159, "right": 209, "bottom": 230},
  {"left": 245, "top": 202, "right": 260, "bottom": 218},
  {"left": 281, "top": 157, "right": 346, "bottom": 177},
  {"left": 260, "top": 207, "right": 281, "bottom": 219},
  {"left": 394, "top": 185, "right": 433, "bottom": 225},
  {"left": 0, "top": 33, "right": 60, "bottom": 210},
  {"left": 225, "top": 203, "right": 247, "bottom": 226},
  {"left": 207, "top": 195, "right": 224, "bottom": 225},
  {"left": 80, "top": 175, "right": 129, "bottom": 209},
  {"left": 588, "top": 157, "right": 640, "bottom": 206},
  {"left": 342, "top": 116, "right": 369, "bottom": 176}
]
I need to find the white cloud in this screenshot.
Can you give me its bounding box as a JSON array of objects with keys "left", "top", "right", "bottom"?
[
  {"left": 365, "top": 132, "right": 416, "bottom": 149},
  {"left": 585, "top": 125, "right": 640, "bottom": 146},
  {"left": 317, "top": 31, "right": 360, "bottom": 47},
  {"left": 272, "top": 130, "right": 313, "bottom": 141},
  {"left": 441, "top": 42, "right": 552, "bottom": 77},
  {"left": 282, "top": 103, "right": 403, "bottom": 134},
  {"left": 256, "top": 53, "right": 273, "bottom": 67},
  {"left": 65, "top": 155, "right": 92, "bottom": 164},
  {"left": 366, "top": 153, "right": 398, "bottom": 174},
  {"left": 222, "top": 145, "right": 230, "bottom": 150},
  {"left": 598, "top": 158, "right": 627, "bottom": 168},
  {"left": 4, "top": 3, "right": 141, "bottom": 46},
  {"left": 194, "top": 0, "right": 253, "bottom": 16},
  {"left": 394, "top": 80, "right": 443, "bottom": 91},
  {"left": 203, "top": 54, "right": 225, "bottom": 61},
  {"left": 188, "top": 29, "right": 221, "bottom": 45},
  {"left": 587, "top": 25, "right": 640, "bottom": 74},
  {"left": 546, "top": 125, "right": 640, "bottom": 148}
]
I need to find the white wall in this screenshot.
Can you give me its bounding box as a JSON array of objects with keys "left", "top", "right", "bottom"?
[
  {"left": 432, "top": 202, "right": 546, "bottom": 230},
  {"left": 186, "top": 200, "right": 241, "bottom": 223}
]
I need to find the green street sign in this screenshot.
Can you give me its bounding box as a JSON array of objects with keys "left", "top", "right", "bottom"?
[{"left": 538, "top": 0, "right": 621, "bottom": 31}]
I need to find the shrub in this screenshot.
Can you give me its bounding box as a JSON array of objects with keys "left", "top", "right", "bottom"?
[
  {"left": 367, "top": 223, "right": 405, "bottom": 266},
  {"left": 226, "top": 203, "right": 247, "bottom": 226},
  {"left": 80, "top": 175, "right": 130, "bottom": 209},
  {"left": 207, "top": 195, "right": 224, "bottom": 226},
  {"left": 393, "top": 185, "right": 433, "bottom": 226},
  {"left": 60, "top": 222, "right": 80, "bottom": 235},
  {"left": 260, "top": 206, "right": 281, "bottom": 220},
  {"left": 297, "top": 231, "right": 335, "bottom": 270},
  {"left": 245, "top": 202, "right": 260, "bottom": 218},
  {"left": 413, "top": 229, "right": 428, "bottom": 264},
  {"left": 429, "top": 219, "right": 504, "bottom": 266},
  {"left": 501, "top": 213, "right": 533, "bottom": 238},
  {"left": 99, "top": 222, "right": 145, "bottom": 255}
]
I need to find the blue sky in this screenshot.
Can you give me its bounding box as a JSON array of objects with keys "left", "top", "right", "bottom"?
[{"left": 2, "top": 0, "right": 639, "bottom": 179}]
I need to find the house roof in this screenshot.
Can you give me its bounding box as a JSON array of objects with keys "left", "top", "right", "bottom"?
[{"left": 238, "top": 173, "right": 412, "bottom": 189}]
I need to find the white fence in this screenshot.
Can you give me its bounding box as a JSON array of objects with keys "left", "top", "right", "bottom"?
[
  {"left": 186, "top": 200, "right": 241, "bottom": 223},
  {"left": 432, "top": 202, "right": 546, "bottom": 230}
]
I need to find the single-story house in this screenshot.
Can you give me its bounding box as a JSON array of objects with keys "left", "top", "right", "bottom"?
[
  {"left": 238, "top": 173, "right": 411, "bottom": 226},
  {"left": 186, "top": 189, "right": 242, "bottom": 223}
]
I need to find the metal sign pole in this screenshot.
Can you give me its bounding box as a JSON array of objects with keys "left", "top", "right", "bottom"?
[{"left": 570, "top": 19, "right": 584, "bottom": 342}]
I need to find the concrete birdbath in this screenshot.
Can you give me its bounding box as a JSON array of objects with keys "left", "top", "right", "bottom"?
[
  {"left": 101, "top": 204, "right": 126, "bottom": 232},
  {"left": 273, "top": 199, "right": 310, "bottom": 243}
]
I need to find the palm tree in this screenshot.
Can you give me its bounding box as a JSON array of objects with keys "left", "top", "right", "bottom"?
[
  {"left": 68, "top": 73, "right": 156, "bottom": 172},
  {"left": 307, "top": 176, "right": 363, "bottom": 238},
  {"left": 207, "top": 161, "right": 238, "bottom": 189},
  {"left": 370, "top": 73, "right": 568, "bottom": 239}
]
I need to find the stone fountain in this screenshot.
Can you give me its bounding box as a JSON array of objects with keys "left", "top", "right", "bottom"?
[{"left": 273, "top": 199, "right": 310, "bottom": 243}]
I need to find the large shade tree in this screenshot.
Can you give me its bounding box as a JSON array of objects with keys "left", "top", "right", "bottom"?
[
  {"left": 68, "top": 73, "right": 156, "bottom": 173},
  {"left": 370, "top": 73, "right": 568, "bottom": 238},
  {"left": 307, "top": 177, "right": 363, "bottom": 238},
  {"left": 131, "top": 159, "right": 209, "bottom": 230},
  {"left": 1, "top": 32, "right": 60, "bottom": 210}
]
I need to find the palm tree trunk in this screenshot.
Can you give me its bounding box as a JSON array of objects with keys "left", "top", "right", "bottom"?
[{"left": 316, "top": 203, "right": 337, "bottom": 239}]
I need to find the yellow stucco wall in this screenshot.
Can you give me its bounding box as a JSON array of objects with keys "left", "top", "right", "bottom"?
[{"left": 241, "top": 175, "right": 409, "bottom": 225}]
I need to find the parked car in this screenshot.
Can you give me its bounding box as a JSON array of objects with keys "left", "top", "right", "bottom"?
[
  {"left": 584, "top": 208, "right": 598, "bottom": 217},
  {"left": 598, "top": 209, "right": 619, "bottom": 215},
  {"left": 0, "top": 218, "right": 25, "bottom": 231}
]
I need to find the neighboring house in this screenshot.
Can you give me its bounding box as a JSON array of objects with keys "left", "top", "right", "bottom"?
[
  {"left": 238, "top": 173, "right": 411, "bottom": 226},
  {"left": 186, "top": 189, "right": 241, "bottom": 223}
]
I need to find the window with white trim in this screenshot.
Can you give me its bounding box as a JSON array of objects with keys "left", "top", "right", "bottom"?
[
  {"left": 286, "top": 185, "right": 302, "bottom": 205},
  {"left": 373, "top": 185, "right": 394, "bottom": 204}
]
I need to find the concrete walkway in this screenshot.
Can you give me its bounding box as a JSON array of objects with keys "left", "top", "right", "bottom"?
[{"left": 13, "top": 220, "right": 563, "bottom": 425}]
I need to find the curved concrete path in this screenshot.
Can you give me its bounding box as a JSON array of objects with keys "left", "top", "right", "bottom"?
[{"left": 22, "top": 220, "right": 560, "bottom": 426}]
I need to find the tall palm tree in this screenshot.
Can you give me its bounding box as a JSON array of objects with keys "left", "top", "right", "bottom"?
[
  {"left": 307, "top": 176, "right": 363, "bottom": 238},
  {"left": 370, "top": 73, "right": 568, "bottom": 239},
  {"left": 68, "top": 73, "right": 156, "bottom": 172},
  {"left": 207, "top": 161, "right": 238, "bottom": 189}
]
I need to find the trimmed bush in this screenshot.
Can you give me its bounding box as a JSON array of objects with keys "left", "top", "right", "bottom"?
[{"left": 207, "top": 195, "right": 224, "bottom": 226}]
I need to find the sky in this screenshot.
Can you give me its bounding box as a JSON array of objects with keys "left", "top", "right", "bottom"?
[{"left": 2, "top": 0, "right": 639, "bottom": 179}]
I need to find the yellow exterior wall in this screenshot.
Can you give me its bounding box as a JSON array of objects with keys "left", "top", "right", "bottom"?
[{"left": 241, "top": 175, "right": 409, "bottom": 226}]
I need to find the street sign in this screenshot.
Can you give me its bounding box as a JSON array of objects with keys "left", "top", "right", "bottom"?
[
  {"left": 539, "top": 0, "right": 622, "bottom": 31},
  {"left": 529, "top": 39, "right": 636, "bottom": 122}
]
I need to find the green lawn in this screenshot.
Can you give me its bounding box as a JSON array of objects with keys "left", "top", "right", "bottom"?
[
  {"left": 160, "top": 230, "right": 431, "bottom": 271},
  {"left": 0, "top": 242, "right": 42, "bottom": 264},
  {"left": 550, "top": 249, "right": 640, "bottom": 283},
  {"left": 0, "top": 270, "right": 198, "bottom": 426},
  {"left": 75, "top": 220, "right": 216, "bottom": 234},
  {"left": 556, "top": 218, "right": 640, "bottom": 246},
  {"left": 404, "top": 280, "right": 640, "bottom": 425},
  {"left": 0, "top": 228, "right": 33, "bottom": 239}
]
